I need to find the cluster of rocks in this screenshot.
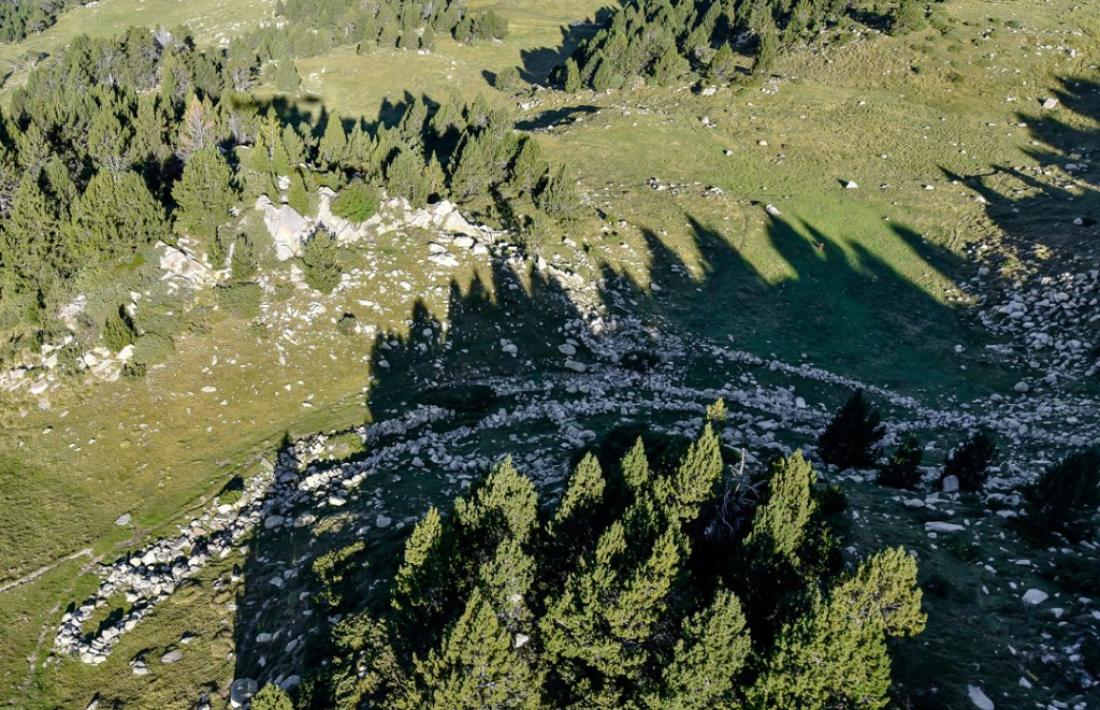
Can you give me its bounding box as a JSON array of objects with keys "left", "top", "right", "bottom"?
[
  {"left": 53, "top": 471, "right": 273, "bottom": 665},
  {"left": 256, "top": 187, "right": 501, "bottom": 263},
  {"left": 977, "top": 268, "right": 1100, "bottom": 383}
]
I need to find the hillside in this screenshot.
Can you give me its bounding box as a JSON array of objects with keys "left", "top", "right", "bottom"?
[{"left": 0, "top": 0, "right": 1096, "bottom": 708}]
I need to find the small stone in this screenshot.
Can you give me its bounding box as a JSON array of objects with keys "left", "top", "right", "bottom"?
[
  {"left": 942, "top": 475, "right": 959, "bottom": 493},
  {"left": 160, "top": 649, "right": 183, "bottom": 664},
  {"left": 229, "top": 678, "right": 259, "bottom": 708},
  {"left": 376, "top": 514, "right": 393, "bottom": 528},
  {"left": 1041, "top": 97, "right": 1059, "bottom": 110},
  {"left": 925, "top": 521, "right": 965, "bottom": 534},
  {"left": 967, "top": 684, "right": 995, "bottom": 710},
  {"left": 844, "top": 180, "right": 859, "bottom": 189},
  {"left": 114, "top": 513, "right": 131, "bottom": 526},
  {"left": 1021, "top": 588, "right": 1049, "bottom": 605},
  {"left": 1013, "top": 380, "right": 1029, "bottom": 394}
]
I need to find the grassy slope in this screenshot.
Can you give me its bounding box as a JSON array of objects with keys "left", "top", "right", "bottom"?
[
  {"left": 0, "top": 0, "right": 1094, "bottom": 706},
  {"left": 0, "top": 0, "right": 276, "bottom": 95}
]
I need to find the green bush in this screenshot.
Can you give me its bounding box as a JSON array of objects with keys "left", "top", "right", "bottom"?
[
  {"left": 302, "top": 230, "right": 342, "bottom": 294},
  {"left": 1025, "top": 448, "right": 1100, "bottom": 541},
  {"left": 877, "top": 434, "right": 923, "bottom": 489},
  {"left": 817, "top": 391, "right": 885, "bottom": 470},
  {"left": 311, "top": 541, "right": 368, "bottom": 609},
  {"left": 102, "top": 307, "right": 136, "bottom": 352},
  {"left": 331, "top": 181, "right": 380, "bottom": 222},
  {"left": 216, "top": 283, "right": 262, "bottom": 319},
  {"left": 250, "top": 684, "right": 293, "bottom": 710},
  {"left": 130, "top": 333, "right": 175, "bottom": 367},
  {"left": 942, "top": 431, "right": 996, "bottom": 492}
]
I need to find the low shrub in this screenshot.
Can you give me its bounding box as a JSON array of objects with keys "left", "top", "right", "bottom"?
[
  {"left": 130, "top": 333, "right": 175, "bottom": 367},
  {"left": 1025, "top": 448, "right": 1100, "bottom": 541},
  {"left": 818, "top": 390, "right": 885, "bottom": 470},
  {"left": 942, "top": 431, "right": 996, "bottom": 492},
  {"left": 331, "top": 181, "right": 380, "bottom": 222},
  {"left": 102, "top": 307, "right": 136, "bottom": 352},
  {"left": 216, "top": 283, "right": 262, "bottom": 319},
  {"left": 878, "top": 435, "right": 923, "bottom": 489},
  {"left": 301, "top": 229, "right": 342, "bottom": 294}
]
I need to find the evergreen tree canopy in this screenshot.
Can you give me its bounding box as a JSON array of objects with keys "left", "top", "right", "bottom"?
[
  {"left": 817, "top": 390, "right": 885, "bottom": 470},
  {"left": 307, "top": 423, "right": 924, "bottom": 708}
]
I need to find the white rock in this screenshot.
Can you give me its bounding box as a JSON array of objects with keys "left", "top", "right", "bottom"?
[
  {"left": 925, "top": 521, "right": 965, "bottom": 533},
  {"left": 229, "top": 678, "right": 259, "bottom": 708},
  {"left": 115, "top": 514, "right": 131, "bottom": 526},
  {"left": 942, "top": 475, "right": 960, "bottom": 493},
  {"left": 967, "top": 684, "right": 994, "bottom": 710},
  {"left": 160, "top": 649, "right": 183, "bottom": 664},
  {"left": 1021, "top": 588, "right": 1049, "bottom": 605}
]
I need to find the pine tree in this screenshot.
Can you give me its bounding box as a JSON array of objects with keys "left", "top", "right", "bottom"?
[
  {"left": 743, "top": 451, "right": 818, "bottom": 574},
  {"left": 890, "top": 0, "right": 926, "bottom": 35},
  {"left": 817, "top": 390, "right": 885, "bottom": 470},
  {"left": 393, "top": 506, "right": 445, "bottom": 615},
  {"left": 535, "top": 164, "right": 583, "bottom": 221},
  {"left": 0, "top": 172, "right": 66, "bottom": 289},
  {"left": 287, "top": 169, "right": 311, "bottom": 214},
  {"left": 877, "top": 434, "right": 923, "bottom": 489},
  {"left": 407, "top": 590, "right": 542, "bottom": 709},
  {"left": 549, "top": 453, "right": 606, "bottom": 559},
  {"left": 509, "top": 137, "right": 546, "bottom": 194},
  {"left": 68, "top": 170, "right": 169, "bottom": 263},
  {"left": 301, "top": 228, "right": 342, "bottom": 293},
  {"left": 177, "top": 94, "right": 217, "bottom": 159},
  {"left": 274, "top": 58, "right": 301, "bottom": 92},
  {"left": 650, "top": 42, "right": 689, "bottom": 86},
  {"left": 619, "top": 437, "right": 651, "bottom": 493},
  {"left": 318, "top": 111, "right": 348, "bottom": 167},
  {"left": 102, "top": 307, "right": 136, "bottom": 352},
  {"left": 657, "top": 422, "right": 723, "bottom": 522},
  {"left": 172, "top": 146, "right": 237, "bottom": 251},
  {"left": 752, "top": 17, "right": 779, "bottom": 76},
  {"left": 449, "top": 133, "right": 494, "bottom": 201},
  {"left": 750, "top": 547, "right": 924, "bottom": 709},
  {"left": 420, "top": 26, "right": 437, "bottom": 52},
  {"left": 1024, "top": 448, "right": 1100, "bottom": 541},
  {"left": 386, "top": 147, "right": 430, "bottom": 205},
  {"left": 709, "top": 42, "right": 738, "bottom": 81},
  {"left": 563, "top": 57, "right": 582, "bottom": 92},
  {"left": 86, "top": 108, "right": 131, "bottom": 173},
  {"left": 659, "top": 588, "right": 751, "bottom": 709}
]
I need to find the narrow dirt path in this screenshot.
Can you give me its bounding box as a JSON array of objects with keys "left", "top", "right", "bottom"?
[{"left": 0, "top": 547, "right": 93, "bottom": 595}]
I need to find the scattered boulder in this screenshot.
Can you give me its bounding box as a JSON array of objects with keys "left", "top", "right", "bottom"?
[
  {"left": 967, "top": 684, "right": 995, "bottom": 710},
  {"left": 1021, "top": 588, "right": 1049, "bottom": 605},
  {"left": 229, "top": 678, "right": 259, "bottom": 708},
  {"left": 160, "top": 649, "right": 183, "bottom": 664}
]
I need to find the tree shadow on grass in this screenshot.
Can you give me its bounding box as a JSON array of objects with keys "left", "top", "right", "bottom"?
[
  {"left": 598, "top": 211, "right": 1012, "bottom": 397},
  {"left": 941, "top": 76, "right": 1099, "bottom": 265},
  {"left": 517, "top": 8, "right": 618, "bottom": 86}
]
